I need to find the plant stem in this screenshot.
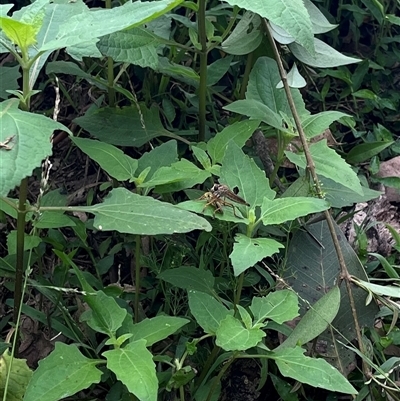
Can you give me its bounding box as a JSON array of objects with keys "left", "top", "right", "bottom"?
[
  {"left": 134, "top": 235, "right": 141, "bottom": 323},
  {"left": 14, "top": 178, "right": 28, "bottom": 326},
  {"left": 263, "top": 19, "right": 369, "bottom": 379},
  {"left": 197, "top": 0, "right": 208, "bottom": 142}
]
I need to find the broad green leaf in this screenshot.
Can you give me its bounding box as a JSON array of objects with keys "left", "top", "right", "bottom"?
[
  {"left": 129, "top": 316, "right": 190, "bottom": 346},
  {"left": 346, "top": 141, "right": 394, "bottom": 164},
  {"left": 272, "top": 346, "right": 357, "bottom": 394},
  {"left": 221, "top": 141, "right": 275, "bottom": 207},
  {"left": 246, "top": 57, "right": 308, "bottom": 118},
  {"left": 230, "top": 234, "right": 284, "bottom": 276},
  {"left": 192, "top": 145, "right": 212, "bottom": 170},
  {"left": 104, "top": 340, "right": 157, "bottom": 401},
  {"left": 40, "top": 0, "right": 183, "bottom": 52},
  {"left": 0, "top": 351, "right": 32, "bottom": 401},
  {"left": 80, "top": 290, "right": 127, "bottom": 336},
  {"left": 222, "top": 11, "right": 262, "bottom": 55},
  {"left": 207, "top": 120, "right": 261, "bottom": 164},
  {"left": 72, "top": 137, "right": 138, "bottom": 181},
  {"left": 139, "top": 159, "right": 210, "bottom": 192},
  {"left": 207, "top": 55, "right": 233, "bottom": 86},
  {"left": 282, "top": 220, "right": 378, "bottom": 351},
  {"left": 224, "top": 99, "right": 284, "bottom": 131},
  {"left": 0, "top": 66, "right": 20, "bottom": 99},
  {"left": 33, "top": 189, "right": 75, "bottom": 229},
  {"left": 250, "top": 290, "right": 299, "bottom": 325},
  {"left": 157, "top": 57, "right": 199, "bottom": 87},
  {"left": 223, "top": 0, "right": 314, "bottom": 55},
  {"left": 0, "top": 17, "right": 38, "bottom": 50},
  {"left": 278, "top": 286, "right": 340, "bottom": 349},
  {"left": 7, "top": 232, "right": 41, "bottom": 255},
  {"left": 261, "top": 197, "right": 329, "bottom": 226},
  {"left": 24, "top": 343, "right": 102, "bottom": 401},
  {"left": 78, "top": 188, "right": 211, "bottom": 235},
  {"left": 188, "top": 290, "right": 232, "bottom": 334},
  {"left": 0, "top": 99, "right": 71, "bottom": 197},
  {"left": 301, "top": 111, "right": 350, "bottom": 139},
  {"left": 74, "top": 104, "right": 180, "bottom": 148},
  {"left": 97, "top": 28, "right": 162, "bottom": 69},
  {"left": 354, "top": 279, "right": 400, "bottom": 298},
  {"left": 216, "top": 315, "right": 265, "bottom": 351},
  {"left": 276, "top": 63, "right": 306, "bottom": 88},
  {"left": 286, "top": 140, "right": 363, "bottom": 195},
  {"left": 27, "top": 1, "right": 89, "bottom": 88},
  {"left": 289, "top": 38, "right": 361, "bottom": 68},
  {"left": 158, "top": 266, "right": 215, "bottom": 295},
  {"left": 303, "top": 0, "right": 337, "bottom": 34},
  {"left": 283, "top": 174, "right": 381, "bottom": 209},
  {"left": 137, "top": 140, "right": 178, "bottom": 182},
  {"left": 46, "top": 61, "right": 107, "bottom": 90}
]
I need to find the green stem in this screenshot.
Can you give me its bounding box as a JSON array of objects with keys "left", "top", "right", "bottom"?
[
  {"left": 134, "top": 235, "right": 141, "bottom": 323},
  {"left": 197, "top": 0, "right": 208, "bottom": 142},
  {"left": 14, "top": 178, "right": 28, "bottom": 326},
  {"left": 234, "top": 273, "right": 244, "bottom": 309},
  {"left": 239, "top": 51, "right": 254, "bottom": 100}
]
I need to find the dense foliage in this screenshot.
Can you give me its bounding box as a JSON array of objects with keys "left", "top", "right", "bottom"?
[{"left": 0, "top": 0, "right": 399, "bottom": 400}]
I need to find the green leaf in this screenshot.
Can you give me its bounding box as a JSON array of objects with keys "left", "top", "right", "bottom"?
[
  {"left": 230, "top": 234, "right": 284, "bottom": 276},
  {"left": 272, "top": 346, "right": 357, "bottom": 394},
  {"left": 40, "top": 0, "right": 183, "bottom": 52},
  {"left": 6, "top": 232, "right": 41, "bottom": 255},
  {"left": 46, "top": 61, "right": 107, "bottom": 90},
  {"left": 72, "top": 137, "right": 138, "bottom": 181},
  {"left": 319, "top": 176, "right": 381, "bottom": 208},
  {"left": 81, "top": 290, "right": 127, "bottom": 336},
  {"left": 207, "top": 120, "right": 261, "bottom": 164},
  {"left": 221, "top": 11, "right": 262, "bottom": 55},
  {"left": 250, "top": 290, "right": 299, "bottom": 325},
  {"left": 354, "top": 279, "right": 400, "bottom": 298},
  {"left": 192, "top": 145, "right": 212, "bottom": 170},
  {"left": 278, "top": 286, "right": 340, "bottom": 349},
  {"left": 139, "top": 158, "right": 210, "bottom": 193},
  {"left": 74, "top": 104, "right": 181, "bottom": 148},
  {"left": 216, "top": 315, "right": 265, "bottom": 351},
  {"left": 285, "top": 140, "right": 363, "bottom": 195},
  {"left": 207, "top": 56, "right": 233, "bottom": 86},
  {"left": 158, "top": 266, "right": 215, "bottom": 295},
  {"left": 24, "top": 343, "right": 102, "bottom": 401},
  {"left": 221, "top": 141, "right": 275, "bottom": 207},
  {"left": 223, "top": 0, "right": 314, "bottom": 55},
  {"left": 0, "top": 351, "right": 32, "bottom": 401},
  {"left": 246, "top": 57, "right": 308, "bottom": 118},
  {"left": 129, "top": 316, "right": 190, "bottom": 346},
  {"left": 28, "top": 1, "right": 90, "bottom": 87},
  {"left": 301, "top": 111, "right": 351, "bottom": 139},
  {"left": 0, "top": 99, "right": 71, "bottom": 197},
  {"left": 137, "top": 140, "right": 178, "bottom": 182},
  {"left": 97, "top": 28, "right": 162, "bottom": 69},
  {"left": 79, "top": 188, "right": 211, "bottom": 235},
  {"left": 346, "top": 141, "right": 394, "bottom": 164},
  {"left": 188, "top": 290, "right": 232, "bottom": 334},
  {"left": 0, "top": 66, "right": 20, "bottom": 99},
  {"left": 104, "top": 340, "right": 158, "bottom": 401},
  {"left": 261, "top": 197, "right": 329, "bottom": 226},
  {"left": 0, "top": 17, "right": 38, "bottom": 50},
  {"left": 304, "top": 0, "right": 337, "bottom": 34},
  {"left": 289, "top": 38, "right": 361, "bottom": 68},
  {"left": 224, "top": 99, "right": 284, "bottom": 131}
]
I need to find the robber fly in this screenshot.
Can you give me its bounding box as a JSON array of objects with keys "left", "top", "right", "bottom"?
[{"left": 199, "top": 183, "right": 249, "bottom": 217}]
